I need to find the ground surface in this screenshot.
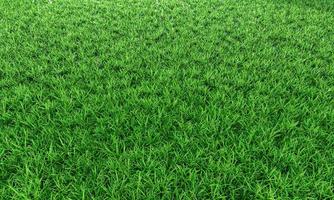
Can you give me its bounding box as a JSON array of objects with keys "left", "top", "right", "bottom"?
[{"left": 1, "top": 0, "right": 334, "bottom": 199}]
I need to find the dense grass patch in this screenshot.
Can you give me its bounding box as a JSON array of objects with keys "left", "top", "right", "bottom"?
[{"left": 1, "top": 0, "right": 334, "bottom": 199}]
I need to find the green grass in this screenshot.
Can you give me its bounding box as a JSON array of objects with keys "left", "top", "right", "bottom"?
[{"left": 1, "top": 0, "right": 334, "bottom": 199}]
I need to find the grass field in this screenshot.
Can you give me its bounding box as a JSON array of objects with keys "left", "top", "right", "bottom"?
[{"left": 1, "top": 0, "right": 334, "bottom": 199}]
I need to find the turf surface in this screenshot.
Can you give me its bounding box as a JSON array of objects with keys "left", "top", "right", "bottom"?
[{"left": 1, "top": 0, "right": 334, "bottom": 199}]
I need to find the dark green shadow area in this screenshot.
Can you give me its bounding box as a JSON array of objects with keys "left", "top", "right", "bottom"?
[{"left": 272, "top": 0, "right": 334, "bottom": 11}]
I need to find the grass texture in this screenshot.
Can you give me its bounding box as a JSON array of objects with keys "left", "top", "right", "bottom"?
[{"left": 1, "top": 0, "right": 334, "bottom": 199}]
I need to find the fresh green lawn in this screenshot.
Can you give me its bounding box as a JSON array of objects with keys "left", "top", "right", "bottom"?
[{"left": 1, "top": 0, "right": 334, "bottom": 199}]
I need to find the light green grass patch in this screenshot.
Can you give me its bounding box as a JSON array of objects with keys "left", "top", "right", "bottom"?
[{"left": 1, "top": 0, "right": 334, "bottom": 199}]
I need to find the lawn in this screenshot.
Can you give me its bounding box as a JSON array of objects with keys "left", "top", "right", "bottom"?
[{"left": 1, "top": 0, "right": 334, "bottom": 199}]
